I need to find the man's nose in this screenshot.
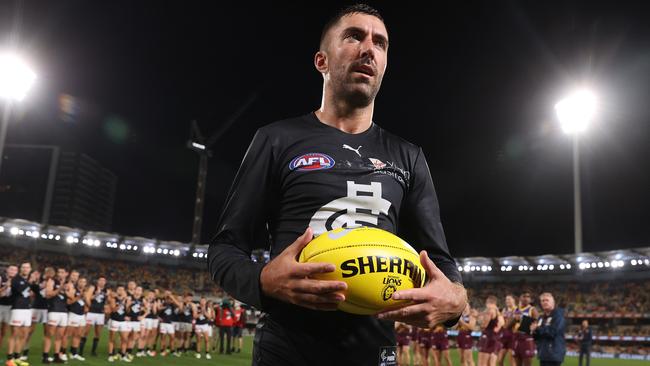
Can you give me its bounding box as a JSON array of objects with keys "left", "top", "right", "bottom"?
[{"left": 359, "top": 36, "right": 375, "bottom": 60}]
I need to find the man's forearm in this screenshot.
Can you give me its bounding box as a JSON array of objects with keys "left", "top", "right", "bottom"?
[{"left": 208, "top": 242, "right": 266, "bottom": 309}]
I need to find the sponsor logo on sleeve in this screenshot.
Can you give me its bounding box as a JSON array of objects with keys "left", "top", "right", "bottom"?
[{"left": 289, "top": 153, "right": 335, "bottom": 171}]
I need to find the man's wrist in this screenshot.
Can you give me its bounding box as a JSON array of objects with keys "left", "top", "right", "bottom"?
[{"left": 444, "top": 282, "right": 467, "bottom": 328}]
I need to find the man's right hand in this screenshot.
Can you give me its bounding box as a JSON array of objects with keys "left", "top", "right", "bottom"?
[{"left": 260, "top": 227, "right": 347, "bottom": 311}]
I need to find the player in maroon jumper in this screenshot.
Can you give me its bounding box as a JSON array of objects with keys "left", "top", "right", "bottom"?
[
  {"left": 457, "top": 305, "right": 476, "bottom": 366},
  {"left": 512, "top": 291, "right": 538, "bottom": 366},
  {"left": 395, "top": 322, "right": 411, "bottom": 366},
  {"left": 431, "top": 323, "right": 452, "bottom": 366},
  {"left": 478, "top": 296, "right": 504, "bottom": 366},
  {"left": 418, "top": 327, "right": 434, "bottom": 366},
  {"left": 498, "top": 295, "right": 517, "bottom": 366}
]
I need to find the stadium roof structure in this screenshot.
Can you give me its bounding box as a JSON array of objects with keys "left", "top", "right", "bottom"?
[
  {"left": 1, "top": 216, "right": 648, "bottom": 275},
  {"left": 458, "top": 248, "right": 650, "bottom": 275}
]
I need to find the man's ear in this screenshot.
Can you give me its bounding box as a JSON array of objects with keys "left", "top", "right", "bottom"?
[{"left": 314, "top": 50, "right": 328, "bottom": 74}]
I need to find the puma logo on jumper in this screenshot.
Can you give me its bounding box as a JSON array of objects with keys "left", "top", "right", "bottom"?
[{"left": 342, "top": 144, "right": 362, "bottom": 157}]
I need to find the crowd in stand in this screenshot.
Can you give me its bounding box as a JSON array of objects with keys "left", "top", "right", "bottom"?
[
  {"left": 0, "top": 246, "right": 218, "bottom": 297},
  {"left": 466, "top": 280, "right": 650, "bottom": 316}
]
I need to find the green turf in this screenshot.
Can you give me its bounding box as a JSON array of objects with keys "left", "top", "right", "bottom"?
[
  {"left": 2, "top": 326, "right": 647, "bottom": 365},
  {"left": 1, "top": 325, "right": 253, "bottom": 365}
]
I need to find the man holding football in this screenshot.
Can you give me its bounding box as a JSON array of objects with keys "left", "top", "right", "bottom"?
[{"left": 209, "top": 4, "right": 467, "bottom": 365}]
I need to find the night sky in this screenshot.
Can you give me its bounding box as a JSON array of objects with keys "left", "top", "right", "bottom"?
[{"left": 2, "top": 1, "right": 649, "bottom": 257}]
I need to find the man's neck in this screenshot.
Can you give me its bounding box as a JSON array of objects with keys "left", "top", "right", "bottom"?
[{"left": 315, "top": 92, "right": 374, "bottom": 134}]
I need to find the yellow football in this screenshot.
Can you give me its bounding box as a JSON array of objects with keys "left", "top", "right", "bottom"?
[{"left": 298, "top": 226, "right": 427, "bottom": 315}]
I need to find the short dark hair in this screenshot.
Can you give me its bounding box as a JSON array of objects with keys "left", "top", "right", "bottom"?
[{"left": 320, "top": 4, "right": 385, "bottom": 47}]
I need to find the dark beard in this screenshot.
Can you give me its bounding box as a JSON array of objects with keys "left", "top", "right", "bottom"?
[{"left": 334, "top": 75, "right": 381, "bottom": 108}]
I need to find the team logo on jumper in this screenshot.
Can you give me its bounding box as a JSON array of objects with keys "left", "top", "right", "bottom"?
[
  {"left": 289, "top": 153, "right": 335, "bottom": 171},
  {"left": 309, "top": 181, "right": 391, "bottom": 235}
]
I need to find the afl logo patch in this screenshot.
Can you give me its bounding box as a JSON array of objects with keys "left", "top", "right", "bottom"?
[{"left": 289, "top": 153, "right": 335, "bottom": 171}]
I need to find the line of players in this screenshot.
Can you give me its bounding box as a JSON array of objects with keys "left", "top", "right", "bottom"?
[
  {"left": 394, "top": 291, "right": 540, "bottom": 366},
  {"left": 0, "top": 263, "right": 248, "bottom": 365}
]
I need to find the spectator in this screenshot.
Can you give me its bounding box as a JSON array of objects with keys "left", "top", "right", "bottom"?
[
  {"left": 577, "top": 320, "right": 592, "bottom": 366},
  {"left": 532, "top": 293, "right": 566, "bottom": 366}
]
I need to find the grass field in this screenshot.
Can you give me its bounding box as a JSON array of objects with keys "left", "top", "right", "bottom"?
[{"left": 1, "top": 325, "right": 647, "bottom": 365}]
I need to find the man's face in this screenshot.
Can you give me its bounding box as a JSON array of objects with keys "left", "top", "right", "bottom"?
[
  {"left": 78, "top": 278, "right": 87, "bottom": 289},
  {"left": 128, "top": 281, "right": 136, "bottom": 291},
  {"left": 70, "top": 271, "right": 79, "bottom": 283},
  {"left": 505, "top": 295, "right": 515, "bottom": 308},
  {"left": 318, "top": 13, "right": 388, "bottom": 107},
  {"left": 98, "top": 277, "right": 106, "bottom": 288},
  {"left": 20, "top": 263, "right": 31, "bottom": 277},
  {"left": 582, "top": 320, "right": 588, "bottom": 328},
  {"left": 520, "top": 293, "right": 531, "bottom": 306},
  {"left": 57, "top": 268, "right": 68, "bottom": 281},
  {"left": 135, "top": 286, "right": 143, "bottom": 297},
  {"left": 540, "top": 295, "right": 555, "bottom": 312},
  {"left": 7, "top": 265, "right": 18, "bottom": 278}
]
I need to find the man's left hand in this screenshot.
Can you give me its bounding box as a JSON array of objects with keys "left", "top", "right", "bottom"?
[{"left": 376, "top": 250, "right": 467, "bottom": 328}]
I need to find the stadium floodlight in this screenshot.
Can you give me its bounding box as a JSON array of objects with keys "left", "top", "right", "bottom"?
[
  {"left": 66, "top": 236, "right": 74, "bottom": 244},
  {"left": 0, "top": 226, "right": 4, "bottom": 233},
  {"left": 0, "top": 53, "right": 36, "bottom": 102},
  {"left": 41, "top": 234, "right": 47, "bottom": 239},
  {"left": 604, "top": 261, "right": 610, "bottom": 267},
  {"left": 555, "top": 88, "right": 597, "bottom": 255},
  {"left": 631, "top": 260, "right": 637, "bottom": 266},
  {"left": 54, "top": 235, "right": 60, "bottom": 240},
  {"left": 597, "top": 262, "right": 604, "bottom": 268},
  {"left": 48, "top": 234, "right": 53, "bottom": 239},
  {"left": 119, "top": 244, "right": 126, "bottom": 250},
  {"left": 566, "top": 263, "right": 571, "bottom": 269},
  {"left": 0, "top": 53, "right": 37, "bottom": 177},
  {"left": 174, "top": 250, "right": 180, "bottom": 256},
  {"left": 463, "top": 265, "right": 470, "bottom": 272},
  {"left": 549, "top": 264, "right": 554, "bottom": 270},
  {"left": 555, "top": 89, "right": 597, "bottom": 134},
  {"left": 133, "top": 245, "right": 138, "bottom": 251},
  {"left": 645, "top": 259, "right": 650, "bottom": 265},
  {"left": 191, "top": 142, "right": 206, "bottom": 151}
]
